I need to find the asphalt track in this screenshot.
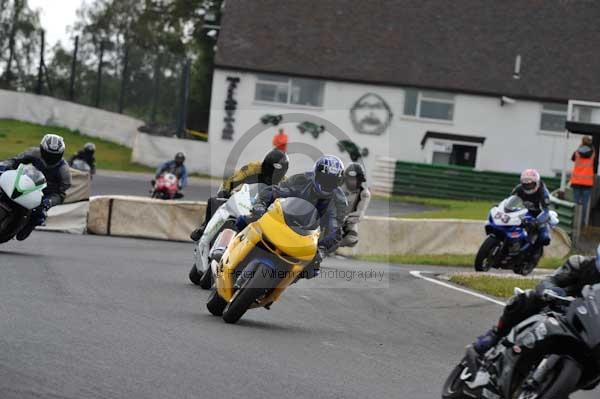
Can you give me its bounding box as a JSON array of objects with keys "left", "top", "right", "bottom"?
[
  {"left": 92, "top": 171, "right": 435, "bottom": 217},
  {"left": 1, "top": 232, "right": 596, "bottom": 398}
]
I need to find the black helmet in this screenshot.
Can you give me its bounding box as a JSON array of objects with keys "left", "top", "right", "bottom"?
[
  {"left": 312, "top": 155, "right": 344, "bottom": 195},
  {"left": 175, "top": 152, "right": 186, "bottom": 166},
  {"left": 84, "top": 142, "right": 96, "bottom": 153},
  {"left": 261, "top": 149, "right": 289, "bottom": 185},
  {"left": 40, "top": 134, "right": 65, "bottom": 167},
  {"left": 344, "top": 163, "right": 366, "bottom": 192}
]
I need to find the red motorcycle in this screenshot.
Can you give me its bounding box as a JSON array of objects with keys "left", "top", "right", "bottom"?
[{"left": 151, "top": 173, "right": 180, "bottom": 199}]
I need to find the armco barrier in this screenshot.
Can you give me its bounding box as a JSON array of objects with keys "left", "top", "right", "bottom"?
[
  {"left": 337, "top": 216, "right": 571, "bottom": 259},
  {"left": 392, "top": 161, "right": 561, "bottom": 201},
  {"left": 87, "top": 196, "right": 206, "bottom": 242},
  {"left": 549, "top": 195, "right": 576, "bottom": 236}
]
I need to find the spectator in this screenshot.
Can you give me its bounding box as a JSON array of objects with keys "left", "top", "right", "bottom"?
[
  {"left": 272, "top": 128, "right": 288, "bottom": 152},
  {"left": 571, "top": 136, "right": 596, "bottom": 226}
]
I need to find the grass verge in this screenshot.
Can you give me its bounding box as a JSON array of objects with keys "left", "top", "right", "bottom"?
[
  {"left": 0, "top": 119, "right": 153, "bottom": 173},
  {"left": 380, "top": 194, "right": 494, "bottom": 220},
  {"left": 449, "top": 274, "right": 540, "bottom": 299},
  {"left": 356, "top": 254, "right": 566, "bottom": 270}
]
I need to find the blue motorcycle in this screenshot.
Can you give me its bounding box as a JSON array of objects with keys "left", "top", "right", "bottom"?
[{"left": 474, "top": 195, "right": 559, "bottom": 275}]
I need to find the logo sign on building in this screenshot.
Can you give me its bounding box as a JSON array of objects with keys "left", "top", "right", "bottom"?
[
  {"left": 222, "top": 76, "right": 240, "bottom": 140},
  {"left": 350, "top": 93, "right": 393, "bottom": 135}
]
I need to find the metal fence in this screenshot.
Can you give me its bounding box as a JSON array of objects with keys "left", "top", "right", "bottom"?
[
  {"left": 392, "top": 161, "right": 562, "bottom": 201},
  {"left": 3, "top": 31, "right": 200, "bottom": 140}
]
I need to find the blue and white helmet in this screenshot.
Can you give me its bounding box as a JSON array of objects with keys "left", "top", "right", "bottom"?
[{"left": 313, "top": 155, "right": 344, "bottom": 194}]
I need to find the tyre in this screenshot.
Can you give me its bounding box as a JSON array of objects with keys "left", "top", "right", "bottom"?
[
  {"left": 513, "top": 356, "right": 582, "bottom": 399},
  {"left": 206, "top": 289, "right": 227, "bottom": 316},
  {"left": 441, "top": 363, "right": 470, "bottom": 399},
  {"left": 474, "top": 236, "right": 500, "bottom": 272},
  {"left": 0, "top": 204, "right": 23, "bottom": 244},
  {"left": 188, "top": 264, "right": 203, "bottom": 285},
  {"left": 222, "top": 264, "right": 273, "bottom": 324},
  {"left": 198, "top": 266, "right": 212, "bottom": 290}
]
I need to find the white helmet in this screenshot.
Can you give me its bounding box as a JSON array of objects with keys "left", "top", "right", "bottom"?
[
  {"left": 84, "top": 142, "right": 96, "bottom": 152},
  {"left": 40, "top": 134, "right": 65, "bottom": 167},
  {"left": 520, "top": 169, "right": 541, "bottom": 195}
]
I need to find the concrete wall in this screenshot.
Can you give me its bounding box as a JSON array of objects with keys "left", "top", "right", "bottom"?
[
  {"left": 207, "top": 68, "right": 597, "bottom": 179},
  {"left": 131, "top": 132, "right": 211, "bottom": 173},
  {"left": 0, "top": 89, "right": 143, "bottom": 147}
]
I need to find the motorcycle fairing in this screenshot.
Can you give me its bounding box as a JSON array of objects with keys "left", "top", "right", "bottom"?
[{"left": 0, "top": 164, "right": 47, "bottom": 210}]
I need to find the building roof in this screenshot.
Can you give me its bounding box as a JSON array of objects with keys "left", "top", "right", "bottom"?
[{"left": 215, "top": 0, "right": 600, "bottom": 103}]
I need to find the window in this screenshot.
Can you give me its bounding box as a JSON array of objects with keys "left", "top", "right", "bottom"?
[
  {"left": 254, "top": 74, "right": 324, "bottom": 107},
  {"left": 540, "top": 103, "right": 567, "bottom": 132},
  {"left": 404, "top": 90, "right": 455, "bottom": 121}
]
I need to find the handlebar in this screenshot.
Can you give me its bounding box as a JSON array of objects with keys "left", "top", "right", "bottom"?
[{"left": 541, "top": 289, "right": 575, "bottom": 303}]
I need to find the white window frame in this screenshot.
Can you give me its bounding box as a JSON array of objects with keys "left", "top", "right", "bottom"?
[
  {"left": 403, "top": 90, "right": 455, "bottom": 123},
  {"left": 538, "top": 103, "right": 568, "bottom": 136},
  {"left": 253, "top": 74, "right": 324, "bottom": 108}
]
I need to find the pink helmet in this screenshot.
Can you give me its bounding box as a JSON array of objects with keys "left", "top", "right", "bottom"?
[{"left": 520, "top": 169, "right": 541, "bottom": 194}]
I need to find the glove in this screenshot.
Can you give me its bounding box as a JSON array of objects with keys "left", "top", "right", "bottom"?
[
  {"left": 540, "top": 286, "right": 567, "bottom": 301},
  {"left": 217, "top": 190, "right": 230, "bottom": 199},
  {"left": 41, "top": 197, "right": 52, "bottom": 211},
  {"left": 345, "top": 215, "right": 360, "bottom": 225},
  {"left": 250, "top": 204, "right": 266, "bottom": 220}
]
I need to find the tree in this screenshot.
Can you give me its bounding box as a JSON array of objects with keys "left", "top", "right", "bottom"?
[{"left": 0, "top": 0, "right": 41, "bottom": 90}]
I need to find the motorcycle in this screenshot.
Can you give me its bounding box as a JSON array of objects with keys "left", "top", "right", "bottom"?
[
  {"left": 442, "top": 285, "right": 600, "bottom": 399},
  {"left": 150, "top": 173, "right": 179, "bottom": 200},
  {"left": 189, "top": 183, "right": 266, "bottom": 289},
  {"left": 474, "top": 196, "right": 559, "bottom": 276},
  {"left": 0, "top": 164, "right": 47, "bottom": 243},
  {"left": 205, "top": 197, "right": 320, "bottom": 324}
]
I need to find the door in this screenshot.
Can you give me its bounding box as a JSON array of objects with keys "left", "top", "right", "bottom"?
[{"left": 451, "top": 144, "right": 477, "bottom": 168}]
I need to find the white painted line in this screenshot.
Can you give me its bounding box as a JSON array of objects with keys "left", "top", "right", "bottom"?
[{"left": 409, "top": 270, "right": 506, "bottom": 307}]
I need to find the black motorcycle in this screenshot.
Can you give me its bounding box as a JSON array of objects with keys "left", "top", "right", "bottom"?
[{"left": 442, "top": 285, "right": 600, "bottom": 399}]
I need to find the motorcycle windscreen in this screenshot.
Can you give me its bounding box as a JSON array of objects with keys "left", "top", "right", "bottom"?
[
  {"left": 279, "top": 197, "right": 320, "bottom": 236},
  {"left": 504, "top": 195, "right": 525, "bottom": 213},
  {"left": 568, "top": 284, "right": 600, "bottom": 350}
]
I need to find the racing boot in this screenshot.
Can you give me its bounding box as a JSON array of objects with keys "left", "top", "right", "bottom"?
[
  {"left": 473, "top": 327, "right": 499, "bottom": 355},
  {"left": 190, "top": 225, "right": 205, "bottom": 241}
]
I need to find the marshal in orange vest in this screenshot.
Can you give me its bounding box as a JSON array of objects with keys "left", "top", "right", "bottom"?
[{"left": 571, "top": 150, "right": 595, "bottom": 187}]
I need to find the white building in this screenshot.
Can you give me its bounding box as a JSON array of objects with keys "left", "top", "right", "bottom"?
[{"left": 206, "top": 0, "right": 600, "bottom": 179}]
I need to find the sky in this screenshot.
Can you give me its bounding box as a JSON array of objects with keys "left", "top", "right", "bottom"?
[{"left": 28, "top": 0, "right": 86, "bottom": 49}]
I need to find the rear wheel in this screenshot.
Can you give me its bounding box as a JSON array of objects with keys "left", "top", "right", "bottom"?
[
  {"left": 222, "top": 264, "right": 273, "bottom": 324},
  {"left": 512, "top": 356, "right": 582, "bottom": 399},
  {"left": 475, "top": 236, "right": 501, "bottom": 272},
  {"left": 206, "top": 289, "right": 227, "bottom": 316},
  {"left": 189, "top": 264, "right": 203, "bottom": 285}
]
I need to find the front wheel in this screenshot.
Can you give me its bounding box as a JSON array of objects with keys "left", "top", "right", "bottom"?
[
  {"left": 513, "top": 356, "right": 582, "bottom": 399},
  {"left": 222, "top": 264, "right": 272, "bottom": 324},
  {"left": 0, "top": 203, "right": 23, "bottom": 244},
  {"left": 206, "top": 289, "right": 227, "bottom": 316},
  {"left": 474, "top": 236, "right": 501, "bottom": 272},
  {"left": 441, "top": 362, "right": 470, "bottom": 399},
  {"left": 198, "top": 266, "right": 212, "bottom": 290}
]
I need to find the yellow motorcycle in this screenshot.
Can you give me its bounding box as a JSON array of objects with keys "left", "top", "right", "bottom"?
[{"left": 206, "top": 197, "right": 320, "bottom": 324}]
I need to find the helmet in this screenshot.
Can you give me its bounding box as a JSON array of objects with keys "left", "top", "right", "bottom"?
[
  {"left": 344, "top": 163, "right": 366, "bottom": 192},
  {"left": 40, "top": 134, "right": 65, "bottom": 167},
  {"left": 520, "top": 169, "right": 541, "bottom": 195},
  {"left": 313, "top": 155, "right": 344, "bottom": 194},
  {"left": 261, "top": 149, "right": 289, "bottom": 185},
  {"left": 84, "top": 142, "right": 96, "bottom": 153},
  {"left": 175, "top": 152, "right": 186, "bottom": 166}
]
